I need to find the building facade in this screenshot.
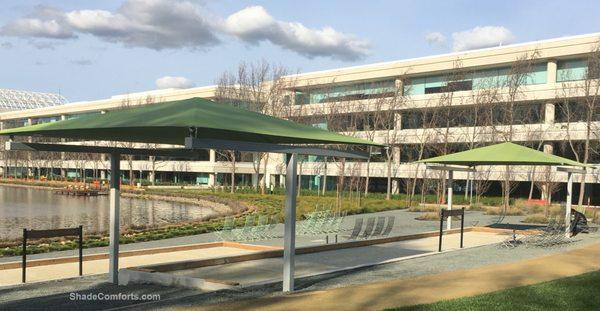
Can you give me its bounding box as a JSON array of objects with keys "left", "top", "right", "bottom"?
[{"left": 1, "top": 34, "right": 599, "bottom": 203}]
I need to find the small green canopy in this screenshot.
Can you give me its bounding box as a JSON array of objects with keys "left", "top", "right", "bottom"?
[
  {"left": 419, "top": 142, "right": 585, "bottom": 167},
  {"left": 0, "top": 97, "right": 379, "bottom": 146}
]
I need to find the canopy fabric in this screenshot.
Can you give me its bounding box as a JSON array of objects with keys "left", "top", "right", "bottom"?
[
  {"left": 419, "top": 142, "right": 585, "bottom": 167},
  {"left": 0, "top": 97, "right": 379, "bottom": 146}
]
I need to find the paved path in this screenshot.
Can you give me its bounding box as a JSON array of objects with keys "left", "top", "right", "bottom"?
[
  {"left": 0, "top": 209, "right": 528, "bottom": 263},
  {"left": 191, "top": 242, "right": 600, "bottom": 311},
  {"left": 1, "top": 246, "right": 257, "bottom": 287},
  {"left": 1, "top": 232, "right": 597, "bottom": 311},
  {"left": 173, "top": 232, "right": 505, "bottom": 285}
]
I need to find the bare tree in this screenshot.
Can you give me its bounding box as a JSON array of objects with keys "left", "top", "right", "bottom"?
[
  {"left": 535, "top": 166, "right": 561, "bottom": 209},
  {"left": 215, "top": 60, "right": 295, "bottom": 194},
  {"left": 555, "top": 42, "right": 600, "bottom": 206},
  {"left": 140, "top": 151, "right": 168, "bottom": 186},
  {"left": 371, "top": 81, "right": 407, "bottom": 200},
  {"left": 115, "top": 95, "right": 157, "bottom": 185},
  {"left": 496, "top": 50, "right": 540, "bottom": 209}
]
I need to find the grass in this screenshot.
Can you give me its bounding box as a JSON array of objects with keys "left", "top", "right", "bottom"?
[
  {"left": 415, "top": 212, "right": 440, "bottom": 221},
  {"left": 408, "top": 205, "right": 441, "bottom": 213},
  {"left": 484, "top": 206, "right": 525, "bottom": 216},
  {"left": 523, "top": 214, "right": 552, "bottom": 224},
  {"left": 466, "top": 203, "right": 487, "bottom": 211},
  {"left": 143, "top": 188, "right": 410, "bottom": 220},
  {"left": 388, "top": 270, "right": 600, "bottom": 311}
]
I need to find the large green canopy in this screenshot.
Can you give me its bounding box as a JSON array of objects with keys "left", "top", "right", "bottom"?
[
  {"left": 419, "top": 142, "right": 585, "bottom": 167},
  {"left": 0, "top": 97, "right": 379, "bottom": 146}
]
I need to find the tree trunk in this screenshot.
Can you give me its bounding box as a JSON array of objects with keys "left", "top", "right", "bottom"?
[
  {"left": 503, "top": 165, "right": 510, "bottom": 210},
  {"left": 528, "top": 166, "right": 537, "bottom": 200},
  {"left": 577, "top": 124, "right": 590, "bottom": 206},
  {"left": 364, "top": 158, "right": 371, "bottom": 197},
  {"left": 150, "top": 156, "right": 156, "bottom": 186},
  {"left": 128, "top": 155, "right": 134, "bottom": 186},
  {"left": 386, "top": 157, "right": 392, "bottom": 200},
  {"left": 297, "top": 161, "right": 303, "bottom": 196},
  {"left": 260, "top": 154, "right": 268, "bottom": 195},
  {"left": 322, "top": 158, "right": 328, "bottom": 195},
  {"left": 337, "top": 159, "right": 346, "bottom": 208},
  {"left": 230, "top": 154, "right": 236, "bottom": 194}
]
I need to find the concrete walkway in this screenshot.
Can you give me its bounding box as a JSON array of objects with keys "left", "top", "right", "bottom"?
[
  {"left": 172, "top": 232, "right": 505, "bottom": 286},
  {"left": 0, "top": 209, "right": 528, "bottom": 263},
  {"left": 191, "top": 242, "right": 600, "bottom": 311},
  {"left": 1, "top": 245, "right": 258, "bottom": 287},
  {"left": 1, "top": 232, "right": 597, "bottom": 311}
]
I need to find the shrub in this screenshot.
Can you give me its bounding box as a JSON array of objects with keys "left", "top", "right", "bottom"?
[
  {"left": 408, "top": 205, "right": 440, "bottom": 213},
  {"left": 415, "top": 212, "right": 440, "bottom": 221},
  {"left": 522, "top": 214, "right": 549, "bottom": 224},
  {"left": 484, "top": 206, "right": 524, "bottom": 216},
  {"left": 467, "top": 203, "right": 486, "bottom": 211}
]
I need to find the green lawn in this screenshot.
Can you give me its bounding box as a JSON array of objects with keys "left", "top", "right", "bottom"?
[{"left": 388, "top": 270, "right": 600, "bottom": 311}]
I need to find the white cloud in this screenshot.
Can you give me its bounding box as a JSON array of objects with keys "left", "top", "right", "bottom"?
[
  {"left": 155, "top": 76, "right": 195, "bottom": 89},
  {"left": 2, "top": 1, "right": 218, "bottom": 50},
  {"left": 452, "top": 26, "right": 514, "bottom": 52},
  {"left": 425, "top": 32, "right": 446, "bottom": 47},
  {"left": 65, "top": 0, "right": 219, "bottom": 50},
  {"left": 0, "top": 6, "right": 74, "bottom": 39},
  {"left": 0, "top": 1, "right": 370, "bottom": 61},
  {"left": 223, "top": 6, "right": 369, "bottom": 60}
]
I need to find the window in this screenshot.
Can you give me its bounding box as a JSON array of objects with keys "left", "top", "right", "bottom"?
[
  {"left": 312, "top": 122, "right": 327, "bottom": 130},
  {"left": 512, "top": 103, "right": 543, "bottom": 124},
  {"left": 404, "top": 75, "right": 443, "bottom": 96},
  {"left": 557, "top": 59, "right": 587, "bottom": 82},
  {"left": 405, "top": 63, "right": 547, "bottom": 95},
  {"left": 526, "top": 63, "right": 548, "bottom": 85},
  {"left": 67, "top": 111, "right": 101, "bottom": 120},
  {"left": 555, "top": 101, "right": 600, "bottom": 123},
  {"left": 295, "top": 80, "right": 396, "bottom": 105},
  {"left": 196, "top": 173, "right": 209, "bottom": 185},
  {"left": 424, "top": 80, "right": 473, "bottom": 94},
  {"left": 400, "top": 102, "right": 542, "bottom": 129},
  {"left": 30, "top": 116, "right": 59, "bottom": 125}
]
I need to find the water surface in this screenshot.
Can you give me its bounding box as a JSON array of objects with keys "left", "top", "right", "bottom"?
[{"left": 0, "top": 185, "right": 220, "bottom": 241}]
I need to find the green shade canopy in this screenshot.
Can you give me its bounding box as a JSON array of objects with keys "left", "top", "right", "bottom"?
[
  {"left": 419, "top": 142, "right": 585, "bottom": 167},
  {"left": 0, "top": 97, "right": 379, "bottom": 147}
]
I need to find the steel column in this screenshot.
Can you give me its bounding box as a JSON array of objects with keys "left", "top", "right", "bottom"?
[
  {"left": 109, "top": 153, "right": 121, "bottom": 284},
  {"left": 447, "top": 170, "right": 453, "bottom": 230},
  {"left": 283, "top": 153, "right": 298, "bottom": 292},
  {"left": 565, "top": 172, "right": 573, "bottom": 236}
]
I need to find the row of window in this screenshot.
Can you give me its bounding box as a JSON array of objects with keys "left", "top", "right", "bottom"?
[
  {"left": 555, "top": 101, "right": 600, "bottom": 123},
  {"left": 293, "top": 112, "right": 395, "bottom": 133},
  {"left": 294, "top": 100, "right": 594, "bottom": 132},
  {"left": 293, "top": 58, "right": 595, "bottom": 103},
  {"left": 404, "top": 63, "right": 548, "bottom": 96},
  {"left": 296, "top": 102, "right": 546, "bottom": 132},
  {"left": 401, "top": 102, "right": 544, "bottom": 129},
  {"left": 3, "top": 112, "right": 102, "bottom": 129},
  {"left": 294, "top": 80, "right": 396, "bottom": 105}
]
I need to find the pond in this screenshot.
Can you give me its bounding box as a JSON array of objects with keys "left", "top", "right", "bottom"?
[{"left": 0, "top": 185, "right": 222, "bottom": 241}]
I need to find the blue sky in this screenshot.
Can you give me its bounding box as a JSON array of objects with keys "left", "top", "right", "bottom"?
[{"left": 0, "top": 0, "right": 598, "bottom": 102}]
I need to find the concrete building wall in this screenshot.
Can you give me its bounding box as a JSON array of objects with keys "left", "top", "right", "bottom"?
[{"left": 0, "top": 33, "right": 598, "bottom": 194}]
